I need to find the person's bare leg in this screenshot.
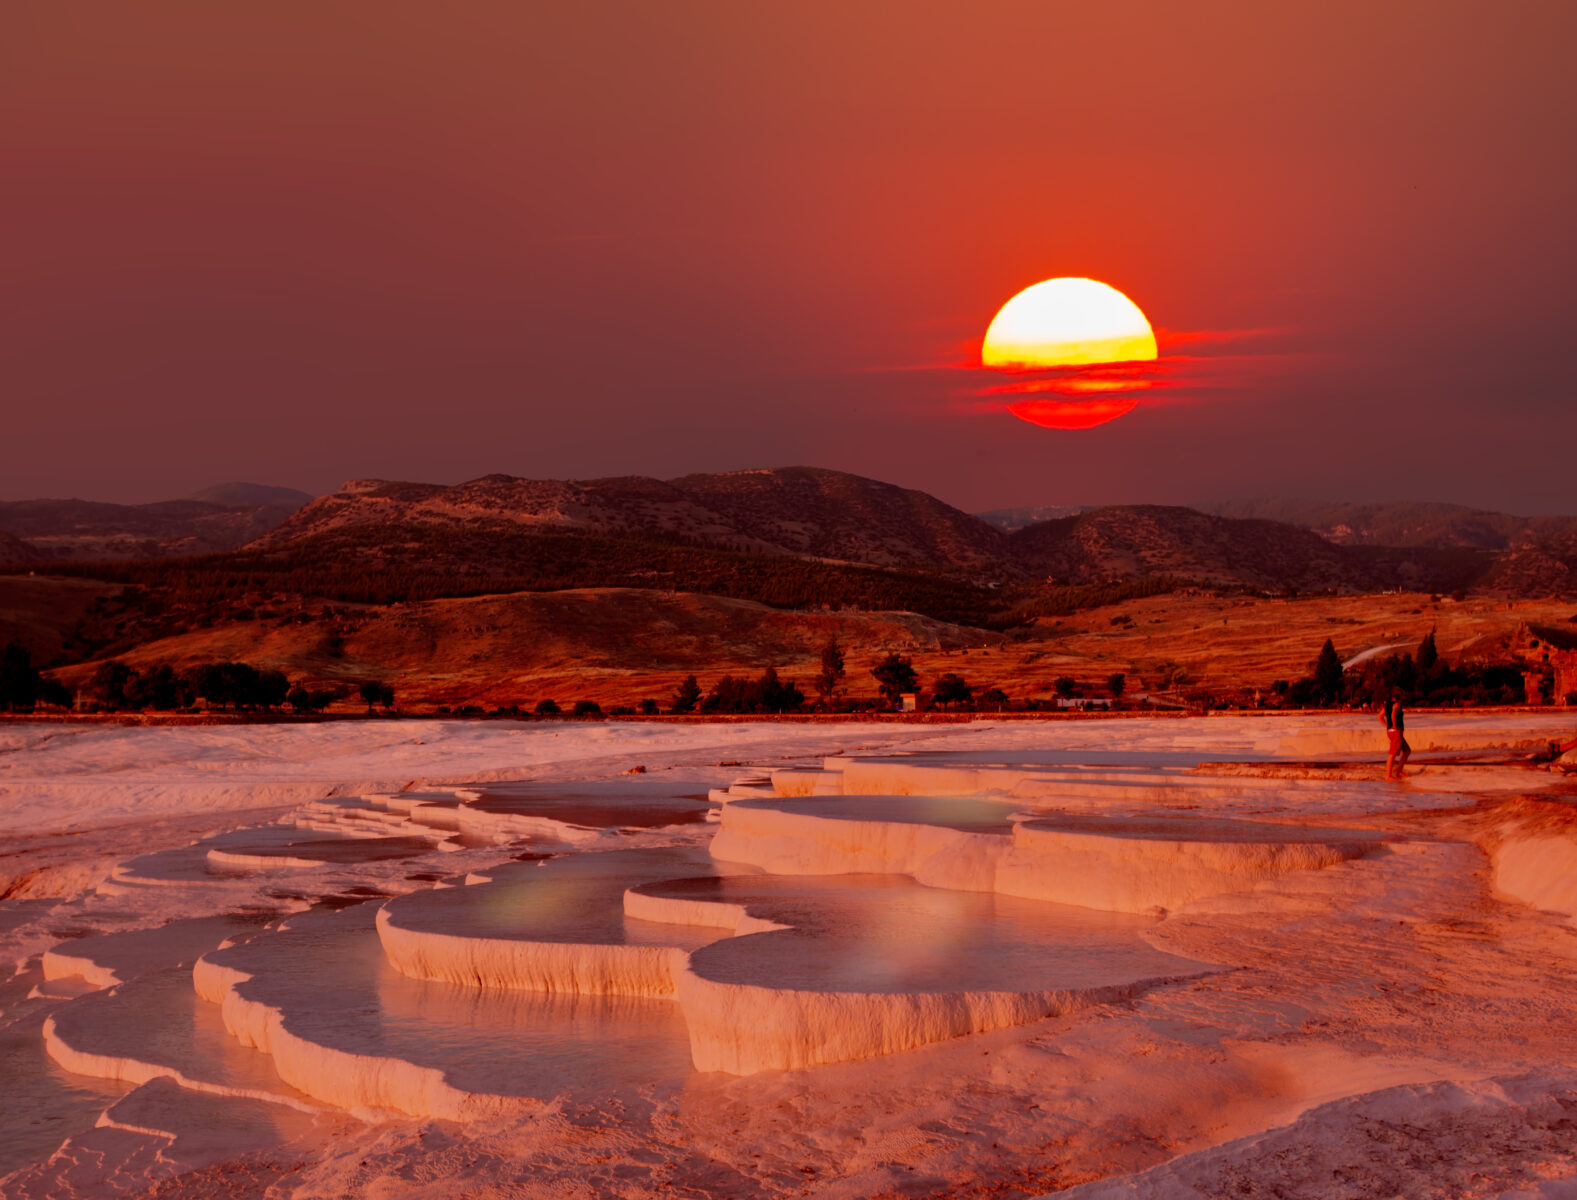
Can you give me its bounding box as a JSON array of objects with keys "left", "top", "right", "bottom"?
[
  {"left": 1386, "top": 747, "right": 1397, "bottom": 780},
  {"left": 1397, "top": 744, "right": 1410, "bottom": 777}
]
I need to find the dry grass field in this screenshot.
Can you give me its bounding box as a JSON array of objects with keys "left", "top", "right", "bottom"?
[{"left": 25, "top": 579, "right": 1575, "bottom": 713}]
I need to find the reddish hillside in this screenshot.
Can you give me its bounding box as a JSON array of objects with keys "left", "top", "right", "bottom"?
[
  {"left": 1474, "top": 538, "right": 1577, "bottom": 597},
  {"left": 256, "top": 467, "right": 1010, "bottom": 574},
  {"left": 0, "top": 495, "right": 307, "bottom": 561},
  {"left": 1008, "top": 506, "right": 1371, "bottom": 591},
  {"left": 50, "top": 587, "right": 1004, "bottom": 709},
  {"left": 0, "top": 532, "right": 41, "bottom": 568}
]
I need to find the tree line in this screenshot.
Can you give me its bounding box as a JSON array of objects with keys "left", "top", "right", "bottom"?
[
  {"left": 656, "top": 640, "right": 1073, "bottom": 715},
  {"left": 1275, "top": 630, "right": 1527, "bottom": 708},
  {"left": 0, "top": 641, "right": 393, "bottom": 714}
]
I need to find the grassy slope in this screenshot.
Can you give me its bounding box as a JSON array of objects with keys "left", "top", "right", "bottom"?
[
  {"left": 46, "top": 587, "right": 1004, "bottom": 710},
  {"left": 38, "top": 585, "right": 1577, "bottom": 711}
]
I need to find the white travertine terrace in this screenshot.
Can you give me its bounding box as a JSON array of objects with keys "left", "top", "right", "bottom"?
[
  {"left": 164, "top": 763, "right": 1388, "bottom": 1109},
  {"left": 11, "top": 716, "right": 1577, "bottom": 1194},
  {"left": 709, "top": 792, "right": 1379, "bottom": 913},
  {"left": 633, "top": 874, "right": 1204, "bottom": 1073},
  {"left": 1493, "top": 836, "right": 1577, "bottom": 926},
  {"left": 33, "top": 753, "right": 1391, "bottom": 1119}
]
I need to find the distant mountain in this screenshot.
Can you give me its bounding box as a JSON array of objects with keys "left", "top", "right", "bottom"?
[
  {"left": 9, "top": 468, "right": 1575, "bottom": 603},
  {"left": 1471, "top": 537, "right": 1577, "bottom": 598},
  {"left": 0, "top": 531, "right": 41, "bottom": 568},
  {"left": 189, "top": 482, "right": 314, "bottom": 509},
  {"left": 1007, "top": 506, "right": 1373, "bottom": 591},
  {"left": 257, "top": 467, "right": 1010, "bottom": 575},
  {"left": 0, "top": 485, "right": 312, "bottom": 562},
  {"left": 248, "top": 472, "right": 1577, "bottom": 600},
  {"left": 1197, "top": 499, "right": 1577, "bottom": 550},
  {"left": 975, "top": 505, "right": 1093, "bottom": 533}
]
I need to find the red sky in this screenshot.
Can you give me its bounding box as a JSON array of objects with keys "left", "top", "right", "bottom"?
[{"left": 3, "top": 2, "right": 1574, "bottom": 513}]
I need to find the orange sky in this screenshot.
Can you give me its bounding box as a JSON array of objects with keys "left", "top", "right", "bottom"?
[{"left": 2, "top": 2, "right": 1574, "bottom": 512}]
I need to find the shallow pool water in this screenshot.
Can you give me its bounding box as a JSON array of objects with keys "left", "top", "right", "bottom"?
[
  {"left": 460, "top": 777, "right": 716, "bottom": 828},
  {"left": 754, "top": 794, "right": 1025, "bottom": 834},
  {"left": 0, "top": 1011, "right": 127, "bottom": 1176},
  {"left": 213, "top": 905, "right": 698, "bottom": 1098},
  {"left": 644, "top": 875, "right": 1203, "bottom": 994},
  {"left": 50, "top": 964, "right": 315, "bottom": 1101},
  {"left": 381, "top": 847, "right": 747, "bottom": 951}
]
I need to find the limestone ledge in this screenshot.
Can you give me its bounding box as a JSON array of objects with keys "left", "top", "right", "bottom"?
[
  {"left": 375, "top": 904, "right": 686, "bottom": 996},
  {"left": 192, "top": 946, "right": 535, "bottom": 1120},
  {"left": 709, "top": 800, "right": 1376, "bottom": 914}
]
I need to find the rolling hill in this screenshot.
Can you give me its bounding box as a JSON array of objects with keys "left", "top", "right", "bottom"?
[
  {"left": 43, "top": 586, "right": 1006, "bottom": 710},
  {"left": 256, "top": 468, "right": 1009, "bottom": 574},
  {"left": 0, "top": 532, "right": 41, "bottom": 569},
  {"left": 7, "top": 470, "right": 1577, "bottom": 693},
  {"left": 242, "top": 469, "right": 1555, "bottom": 597},
  {"left": 1199, "top": 499, "right": 1577, "bottom": 550},
  {"left": 1005, "top": 506, "right": 1372, "bottom": 591},
  {"left": 0, "top": 484, "right": 313, "bottom": 562},
  {"left": 6, "top": 466, "right": 1575, "bottom": 710}
]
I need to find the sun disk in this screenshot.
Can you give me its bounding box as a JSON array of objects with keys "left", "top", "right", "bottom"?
[{"left": 982, "top": 278, "right": 1157, "bottom": 369}]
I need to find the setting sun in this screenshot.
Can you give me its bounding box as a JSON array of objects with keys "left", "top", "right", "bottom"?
[{"left": 981, "top": 277, "right": 1157, "bottom": 368}]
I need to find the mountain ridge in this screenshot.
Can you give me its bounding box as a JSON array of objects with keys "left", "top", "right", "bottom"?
[
  {"left": 1196, "top": 498, "right": 1577, "bottom": 550},
  {"left": 258, "top": 467, "right": 1009, "bottom": 574},
  {"left": 5, "top": 470, "right": 1576, "bottom": 601},
  {"left": 0, "top": 484, "right": 313, "bottom": 562},
  {"left": 250, "top": 469, "right": 1572, "bottom": 599}
]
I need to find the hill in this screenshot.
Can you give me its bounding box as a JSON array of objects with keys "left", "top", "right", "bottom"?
[
  {"left": 188, "top": 482, "right": 315, "bottom": 508},
  {"left": 1006, "top": 506, "right": 1373, "bottom": 591},
  {"left": 44, "top": 586, "right": 1004, "bottom": 710},
  {"left": 34, "top": 583, "right": 1577, "bottom": 712},
  {"left": 250, "top": 471, "right": 1511, "bottom": 597},
  {"left": 0, "top": 487, "right": 311, "bottom": 562},
  {"left": 1471, "top": 538, "right": 1577, "bottom": 598},
  {"left": 257, "top": 468, "right": 1010, "bottom": 575},
  {"left": 8, "top": 471, "right": 1577, "bottom": 695},
  {"left": 1199, "top": 499, "right": 1577, "bottom": 550},
  {"left": 0, "top": 532, "right": 41, "bottom": 569},
  {"left": 975, "top": 505, "right": 1093, "bottom": 533}
]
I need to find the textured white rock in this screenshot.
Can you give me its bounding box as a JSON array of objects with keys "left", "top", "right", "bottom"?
[
  {"left": 1493, "top": 837, "right": 1577, "bottom": 926},
  {"left": 998, "top": 822, "right": 1368, "bottom": 913},
  {"left": 621, "top": 888, "right": 787, "bottom": 936},
  {"left": 769, "top": 769, "right": 830, "bottom": 796},
  {"left": 18, "top": 715, "right": 1577, "bottom": 1190},
  {"left": 44, "top": 973, "right": 322, "bottom": 1114},
  {"left": 676, "top": 964, "right": 1150, "bottom": 1074},
  {"left": 709, "top": 800, "right": 999, "bottom": 891},
  {"left": 194, "top": 945, "right": 531, "bottom": 1119},
  {"left": 376, "top": 904, "right": 685, "bottom": 996},
  {"left": 710, "top": 798, "right": 1373, "bottom": 913},
  {"left": 204, "top": 848, "right": 329, "bottom": 871}
]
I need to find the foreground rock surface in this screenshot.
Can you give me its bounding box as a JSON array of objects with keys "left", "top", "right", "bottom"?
[{"left": 3, "top": 715, "right": 1577, "bottom": 1197}]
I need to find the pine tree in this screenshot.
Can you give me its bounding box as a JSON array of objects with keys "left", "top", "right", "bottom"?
[
  {"left": 671, "top": 674, "right": 702, "bottom": 714},
  {"left": 0, "top": 643, "right": 40, "bottom": 712},
  {"left": 1416, "top": 628, "right": 1438, "bottom": 673},
  {"left": 1312, "top": 639, "right": 1344, "bottom": 705},
  {"left": 816, "top": 636, "right": 846, "bottom": 707}
]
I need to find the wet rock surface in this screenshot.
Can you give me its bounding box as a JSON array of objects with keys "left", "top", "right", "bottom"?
[{"left": 4, "top": 716, "right": 1577, "bottom": 1196}]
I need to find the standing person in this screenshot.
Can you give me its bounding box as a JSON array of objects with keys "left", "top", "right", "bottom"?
[{"left": 1382, "top": 691, "right": 1411, "bottom": 780}]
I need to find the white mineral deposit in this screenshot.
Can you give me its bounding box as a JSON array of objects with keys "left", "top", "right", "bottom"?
[{"left": 4, "top": 713, "right": 1577, "bottom": 1196}]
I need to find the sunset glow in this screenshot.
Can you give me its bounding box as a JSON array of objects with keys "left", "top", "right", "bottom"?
[
  {"left": 981, "top": 278, "right": 1157, "bottom": 369},
  {"left": 1006, "top": 396, "right": 1140, "bottom": 430}
]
